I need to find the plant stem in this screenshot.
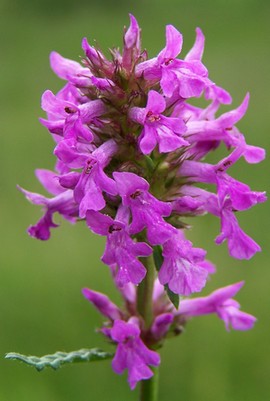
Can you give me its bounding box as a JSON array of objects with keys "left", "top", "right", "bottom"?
[
  {"left": 139, "top": 367, "right": 159, "bottom": 401},
  {"left": 137, "top": 254, "right": 159, "bottom": 401},
  {"left": 137, "top": 254, "right": 156, "bottom": 329}
]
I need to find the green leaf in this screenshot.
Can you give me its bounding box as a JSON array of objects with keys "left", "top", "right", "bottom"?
[
  {"left": 165, "top": 285, "right": 180, "bottom": 310},
  {"left": 153, "top": 245, "right": 180, "bottom": 309},
  {"left": 145, "top": 155, "right": 155, "bottom": 172},
  {"left": 153, "top": 245, "right": 163, "bottom": 271},
  {"left": 5, "top": 348, "right": 114, "bottom": 371}
]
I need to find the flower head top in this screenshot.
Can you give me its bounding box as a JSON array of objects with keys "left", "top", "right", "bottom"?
[{"left": 20, "top": 13, "right": 265, "bottom": 287}]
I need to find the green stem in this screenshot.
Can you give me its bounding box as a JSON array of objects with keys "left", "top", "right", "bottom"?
[
  {"left": 137, "top": 254, "right": 159, "bottom": 401},
  {"left": 137, "top": 254, "right": 156, "bottom": 329},
  {"left": 139, "top": 367, "right": 159, "bottom": 401}
]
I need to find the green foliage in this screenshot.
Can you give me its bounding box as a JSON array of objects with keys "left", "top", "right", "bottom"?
[
  {"left": 153, "top": 246, "right": 163, "bottom": 271},
  {"left": 5, "top": 348, "right": 114, "bottom": 371},
  {"left": 153, "top": 246, "right": 180, "bottom": 309},
  {"left": 164, "top": 285, "right": 180, "bottom": 310}
]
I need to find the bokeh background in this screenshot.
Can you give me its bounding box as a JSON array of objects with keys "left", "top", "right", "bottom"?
[{"left": 1, "top": 0, "right": 269, "bottom": 400}]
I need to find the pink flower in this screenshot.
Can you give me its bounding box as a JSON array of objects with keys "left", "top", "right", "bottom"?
[
  {"left": 18, "top": 169, "right": 78, "bottom": 240},
  {"left": 129, "top": 90, "right": 187, "bottom": 154},
  {"left": 159, "top": 230, "right": 209, "bottom": 296},
  {"left": 86, "top": 207, "right": 152, "bottom": 286},
  {"left": 178, "top": 282, "right": 256, "bottom": 331},
  {"left": 113, "top": 172, "right": 177, "bottom": 245},
  {"left": 109, "top": 319, "right": 160, "bottom": 390}
]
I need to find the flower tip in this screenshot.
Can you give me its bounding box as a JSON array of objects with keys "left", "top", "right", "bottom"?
[
  {"left": 49, "top": 51, "right": 61, "bottom": 67},
  {"left": 28, "top": 224, "right": 51, "bottom": 241},
  {"left": 49, "top": 50, "right": 57, "bottom": 60},
  {"left": 39, "top": 117, "right": 48, "bottom": 127},
  {"left": 50, "top": 50, "right": 58, "bottom": 56},
  {"left": 128, "top": 13, "right": 138, "bottom": 25},
  {"left": 195, "top": 27, "right": 204, "bottom": 37},
  {"left": 16, "top": 184, "right": 23, "bottom": 193},
  {"left": 234, "top": 281, "right": 245, "bottom": 292},
  {"left": 40, "top": 90, "right": 54, "bottom": 110},
  {"left": 165, "top": 24, "right": 183, "bottom": 41},
  {"left": 34, "top": 168, "right": 48, "bottom": 181},
  {"left": 244, "top": 91, "right": 250, "bottom": 102},
  {"left": 124, "top": 14, "right": 140, "bottom": 49},
  {"left": 16, "top": 185, "right": 35, "bottom": 201},
  {"left": 194, "top": 27, "right": 205, "bottom": 48},
  {"left": 241, "top": 92, "right": 250, "bottom": 112},
  {"left": 244, "top": 144, "right": 266, "bottom": 164},
  {"left": 81, "top": 287, "right": 88, "bottom": 296},
  {"left": 81, "top": 37, "right": 88, "bottom": 50}
]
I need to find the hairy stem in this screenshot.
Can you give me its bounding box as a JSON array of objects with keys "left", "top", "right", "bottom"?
[{"left": 137, "top": 254, "right": 159, "bottom": 401}]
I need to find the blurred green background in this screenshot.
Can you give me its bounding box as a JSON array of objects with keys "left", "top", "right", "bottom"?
[{"left": 1, "top": 0, "right": 269, "bottom": 400}]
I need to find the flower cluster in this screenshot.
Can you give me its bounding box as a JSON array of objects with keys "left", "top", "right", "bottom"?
[
  {"left": 82, "top": 279, "right": 256, "bottom": 389},
  {"left": 20, "top": 15, "right": 265, "bottom": 389}
]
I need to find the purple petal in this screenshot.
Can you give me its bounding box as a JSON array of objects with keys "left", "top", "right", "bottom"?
[
  {"left": 220, "top": 307, "right": 257, "bottom": 331},
  {"left": 132, "top": 242, "right": 152, "bottom": 257},
  {"left": 177, "top": 282, "right": 256, "bottom": 331},
  {"left": 151, "top": 313, "right": 174, "bottom": 340},
  {"left": 58, "top": 171, "right": 80, "bottom": 189},
  {"left": 158, "top": 25, "right": 183, "bottom": 60},
  {"left": 139, "top": 126, "right": 158, "bottom": 154},
  {"left": 178, "top": 282, "right": 243, "bottom": 316},
  {"left": 96, "top": 166, "right": 118, "bottom": 196},
  {"left": 41, "top": 89, "right": 75, "bottom": 119},
  {"left": 82, "top": 37, "right": 107, "bottom": 69},
  {"left": 156, "top": 124, "right": 189, "bottom": 153},
  {"left": 178, "top": 75, "right": 206, "bottom": 98},
  {"left": 50, "top": 51, "right": 91, "bottom": 84},
  {"left": 79, "top": 99, "right": 106, "bottom": 123},
  {"left": 185, "top": 27, "right": 205, "bottom": 61},
  {"left": 199, "top": 260, "right": 216, "bottom": 274},
  {"left": 17, "top": 186, "right": 48, "bottom": 206},
  {"left": 28, "top": 214, "right": 58, "bottom": 240},
  {"left": 124, "top": 14, "right": 140, "bottom": 48},
  {"left": 78, "top": 182, "right": 105, "bottom": 217},
  {"left": 82, "top": 288, "right": 122, "bottom": 320},
  {"left": 113, "top": 172, "right": 149, "bottom": 198},
  {"left": 160, "top": 68, "right": 178, "bottom": 97},
  {"left": 40, "top": 118, "right": 64, "bottom": 136},
  {"left": 216, "top": 211, "right": 261, "bottom": 260},
  {"left": 35, "top": 169, "right": 64, "bottom": 195},
  {"left": 128, "top": 357, "right": 154, "bottom": 390},
  {"left": 112, "top": 343, "right": 127, "bottom": 374},
  {"left": 110, "top": 319, "right": 140, "bottom": 342},
  {"left": 129, "top": 106, "right": 147, "bottom": 124},
  {"left": 244, "top": 144, "right": 266, "bottom": 164},
  {"left": 159, "top": 233, "right": 208, "bottom": 296},
  {"left": 86, "top": 210, "right": 114, "bottom": 235},
  {"left": 216, "top": 93, "right": 249, "bottom": 128},
  {"left": 54, "top": 139, "right": 89, "bottom": 168},
  {"left": 205, "top": 84, "right": 232, "bottom": 104},
  {"left": 146, "top": 91, "right": 166, "bottom": 114},
  {"left": 113, "top": 250, "right": 147, "bottom": 286}
]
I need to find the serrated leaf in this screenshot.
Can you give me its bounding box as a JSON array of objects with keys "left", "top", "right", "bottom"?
[
  {"left": 5, "top": 348, "right": 114, "bottom": 371},
  {"left": 165, "top": 284, "right": 180, "bottom": 309}
]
